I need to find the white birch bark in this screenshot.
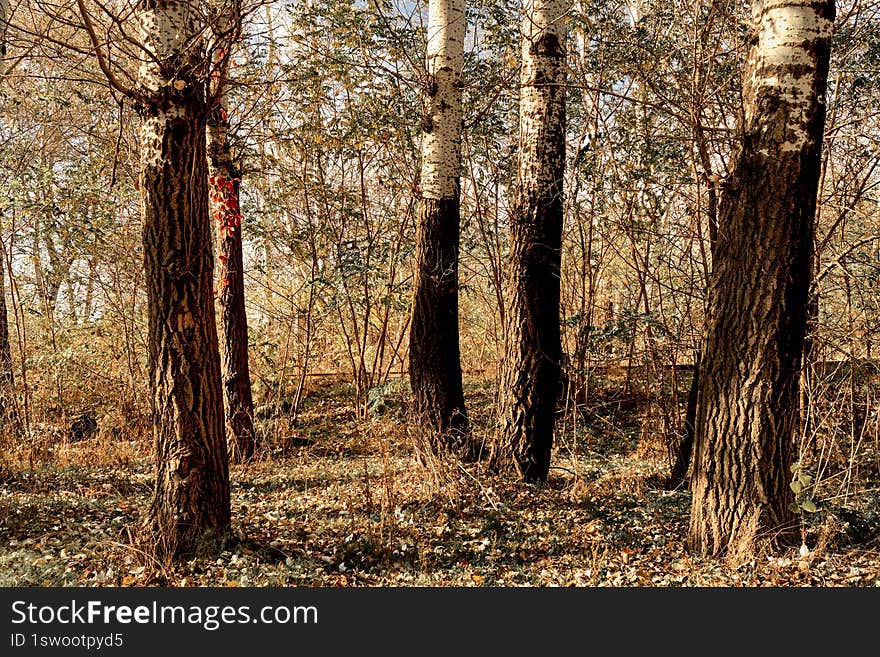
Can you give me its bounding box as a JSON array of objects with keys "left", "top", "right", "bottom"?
[
  {"left": 744, "top": 0, "right": 835, "bottom": 153},
  {"left": 517, "top": 0, "right": 567, "bottom": 198},
  {"left": 419, "top": 0, "right": 465, "bottom": 200},
  {"left": 137, "top": 0, "right": 201, "bottom": 168},
  {"left": 206, "top": 3, "right": 238, "bottom": 180},
  {"left": 408, "top": 0, "right": 471, "bottom": 443}
]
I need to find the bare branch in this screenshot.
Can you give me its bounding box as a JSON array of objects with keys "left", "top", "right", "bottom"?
[{"left": 75, "top": 0, "right": 137, "bottom": 98}]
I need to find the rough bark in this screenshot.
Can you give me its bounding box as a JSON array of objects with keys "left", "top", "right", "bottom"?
[
  {"left": 409, "top": 0, "right": 470, "bottom": 453},
  {"left": 493, "top": 0, "right": 567, "bottom": 482},
  {"left": 137, "top": 0, "right": 231, "bottom": 558},
  {"left": 409, "top": 197, "right": 470, "bottom": 441},
  {"left": 688, "top": 0, "right": 835, "bottom": 557},
  {"left": 207, "top": 11, "right": 256, "bottom": 463}
]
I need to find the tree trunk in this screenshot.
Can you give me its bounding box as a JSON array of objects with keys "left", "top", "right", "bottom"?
[
  {"left": 0, "top": 0, "right": 6, "bottom": 58},
  {"left": 688, "top": 0, "right": 835, "bottom": 557},
  {"left": 800, "top": 270, "right": 819, "bottom": 451},
  {"left": 137, "top": 0, "right": 231, "bottom": 558},
  {"left": 0, "top": 11, "right": 16, "bottom": 428},
  {"left": 667, "top": 352, "right": 699, "bottom": 490},
  {"left": 493, "top": 0, "right": 567, "bottom": 482},
  {"left": 0, "top": 249, "right": 15, "bottom": 426},
  {"left": 409, "top": 0, "right": 470, "bottom": 454},
  {"left": 207, "top": 12, "right": 256, "bottom": 463}
]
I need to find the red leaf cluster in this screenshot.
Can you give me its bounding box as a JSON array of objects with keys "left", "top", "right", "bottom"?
[{"left": 209, "top": 175, "right": 243, "bottom": 241}]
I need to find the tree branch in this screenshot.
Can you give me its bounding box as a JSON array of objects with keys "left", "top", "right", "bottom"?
[{"left": 75, "top": 0, "right": 137, "bottom": 98}]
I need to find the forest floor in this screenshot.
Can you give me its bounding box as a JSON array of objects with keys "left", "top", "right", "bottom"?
[{"left": 1, "top": 378, "right": 879, "bottom": 587}]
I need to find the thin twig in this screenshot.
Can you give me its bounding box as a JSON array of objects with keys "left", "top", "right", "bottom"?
[{"left": 109, "top": 97, "right": 124, "bottom": 188}]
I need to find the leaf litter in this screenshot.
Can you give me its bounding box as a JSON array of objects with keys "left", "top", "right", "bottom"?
[{"left": 0, "top": 382, "right": 878, "bottom": 587}]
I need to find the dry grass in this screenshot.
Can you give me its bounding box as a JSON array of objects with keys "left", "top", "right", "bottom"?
[{"left": 0, "top": 379, "right": 878, "bottom": 587}]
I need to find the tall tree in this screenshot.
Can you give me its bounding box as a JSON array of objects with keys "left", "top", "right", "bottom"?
[
  {"left": 408, "top": 0, "right": 469, "bottom": 452},
  {"left": 0, "top": 0, "right": 14, "bottom": 427},
  {"left": 688, "top": 0, "right": 835, "bottom": 557},
  {"left": 207, "top": 3, "right": 256, "bottom": 463},
  {"left": 493, "top": 0, "right": 567, "bottom": 482},
  {"left": 135, "top": 0, "right": 231, "bottom": 556},
  {"left": 0, "top": 230, "right": 13, "bottom": 426}
]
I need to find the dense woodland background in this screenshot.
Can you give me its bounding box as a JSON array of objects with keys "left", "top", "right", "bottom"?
[{"left": 0, "top": 0, "right": 878, "bottom": 586}]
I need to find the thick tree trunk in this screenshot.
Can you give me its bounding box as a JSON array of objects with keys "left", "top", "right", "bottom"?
[
  {"left": 410, "top": 199, "right": 469, "bottom": 434},
  {"left": 207, "top": 17, "right": 256, "bottom": 463},
  {"left": 137, "top": 0, "right": 231, "bottom": 558},
  {"left": 493, "top": 0, "right": 567, "bottom": 482},
  {"left": 409, "top": 0, "right": 470, "bottom": 453},
  {"left": 688, "top": 0, "right": 834, "bottom": 557}
]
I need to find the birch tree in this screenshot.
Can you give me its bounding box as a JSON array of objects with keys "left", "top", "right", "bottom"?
[
  {"left": 493, "top": 0, "right": 567, "bottom": 482},
  {"left": 408, "top": 0, "right": 470, "bottom": 453},
  {"left": 135, "top": 0, "right": 231, "bottom": 556},
  {"left": 688, "top": 0, "right": 835, "bottom": 557}
]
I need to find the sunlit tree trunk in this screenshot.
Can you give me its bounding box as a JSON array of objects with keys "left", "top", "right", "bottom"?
[
  {"left": 493, "top": 0, "right": 567, "bottom": 482},
  {"left": 137, "top": 0, "right": 231, "bottom": 557},
  {"left": 207, "top": 4, "right": 256, "bottom": 463},
  {"left": 689, "top": 0, "right": 835, "bottom": 557},
  {"left": 409, "top": 0, "right": 470, "bottom": 453}
]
